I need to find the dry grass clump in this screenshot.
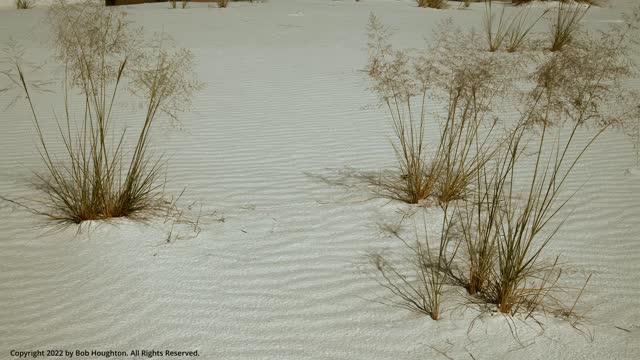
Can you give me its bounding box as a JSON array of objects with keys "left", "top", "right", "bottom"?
[
  {"left": 371, "top": 215, "right": 456, "bottom": 320},
  {"left": 217, "top": 0, "right": 230, "bottom": 8},
  {"left": 392, "top": 62, "right": 609, "bottom": 317},
  {"left": 483, "top": 1, "right": 547, "bottom": 52},
  {"left": 372, "top": 115, "right": 604, "bottom": 319},
  {"left": 549, "top": 2, "right": 590, "bottom": 51},
  {"left": 4, "top": 1, "right": 201, "bottom": 224},
  {"left": 429, "top": 55, "right": 506, "bottom": 204},
  {"left": 18, "top": 59, "right": 157, "bottom": 223},
  {"left": 366, "top": 14, "right": 435, "bottom": 204},
  {"left": 505, "top": 7, "right": 548, "bottom": 52},
  {"left": 15, "top": 0, "right": 35, "bottom": 9},
  {"left": 455, "top": 179, "right": 498, "bottom": 296},
  {"left": 476, "top": 120, "right": 605, "bottom": 315},
  {"left": 459, "top": 5, "right": 639, "bottom": 315},
  {"left": 169, "top": 0, "right": 189, "bottom": 9},
  {"left": 367, "top": 6, "right": 640, "bottom": 321},
  {"left": 450, "top": 17, "right": 637, "bottom": 313},
  {"left": 366, "top": 15, "right": 511, "bottom": 205},
  {"left": 483, "top": 1, "right": 510, "bottom": 52},
  {"left": 417, "top": 0, "right": 446, "bottom": 9}
]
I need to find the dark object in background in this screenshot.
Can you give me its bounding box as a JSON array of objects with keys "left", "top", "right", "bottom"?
[{"left": 106, "top": 0, "right": 166, "bottom": 5}]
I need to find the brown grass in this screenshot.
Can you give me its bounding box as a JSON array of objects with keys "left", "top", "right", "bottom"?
[
  {"left": 549, "top": 1, "right": 590, "bottom": 52},
  {"left": 366, "top": 5, "right": 640, "bottom": 321},
  {"left": 3, "top": 0, "right": 202, "bottom": 224},
  {"left": 450, "top": 94, "right": 607, "bottom": 314},
  {"left": 483, "top": 1, "right": 511, "bottom": 52},
  {"left": 429, "top": 51, "right": 507, "bottom": 204},
  {"left": 366, "top": 14, "right": 435, "bottom": 204},
  {"left": 417, "top": 0, "right": 446, "bottom": 9},
  {"left": 366, "top": 15, "right": 510, "bottom": 205},
  {"left": 371, "top": 214, "right": 456, "bottom": 320},
  {"left": 15, "top": 0, "right": 35, "bottom": 9},
  {"left": 505, "top": 6, "right": 548, "bottom": 52},
  {"left": 459, "top": 4, "right": 638, "bottom": 315},
  {"left": 488, "top": 122, "right": 605, "bottom": 315},
  {"left": 454, "top": 29, "right": 634, "bottom": 312},
  {"left": 483, "top": 1, "right": 547, "bottom": 52},
  {"left": 14, "top": 46, "right": 200, "bottom": 224}
]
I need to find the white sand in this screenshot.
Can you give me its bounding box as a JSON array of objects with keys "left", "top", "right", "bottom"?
[{"left": 1, "top": 1, "right": 639, "bottom": 359}]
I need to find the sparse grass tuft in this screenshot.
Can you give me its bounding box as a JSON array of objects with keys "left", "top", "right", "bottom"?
[
  {"left": 485, "top": 121, "right": 606, "bottom": 315},
  {"left": 15, "top": 0, "right": 35, "bottom": 9},
  {"left": 367, "top": 15, "right": 508, "bottom": 205},
  {"left": 371, "top": 214, "right": 456, "bottom": 320},
  {"left": 455, "top": 166, "right": 499, "bottom": 296},
  {"left": 366, "top": 14, "right": 435, "bottom": 204},
  {"left": 15, "top": 44, "right": 200, "bottom": 224},
  {"left": 217, "top": 0, "right": 230, "bottom": 8},
  {"left": 429, "top": 51, "right": 507, "bottom": 205},
  {"left": 483, "top": 1, "right": 510, "bottom": 52},
  {"left": 3, "top": 1, "right": 202, "bottom": 224},
  {"left": 451, "top": 97, "right": 607, "bottom": 314},
  {"left": 365, "top": 6, "right": 639, "bottom": 324},
  {"left": 506, "top": 7, "right": 548, "bottom": 52},
  {"left": 417, "top": 0, "right": 446, "bottom": 9},
  {"left": 453, "top": 38, "right": 623, "bottom": 313},
  {"left": 484, "top": 1, "right": 547, "bottom": 52},
  {"left": 550, "top": 2, "right": 590, "bottom": 52}
]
